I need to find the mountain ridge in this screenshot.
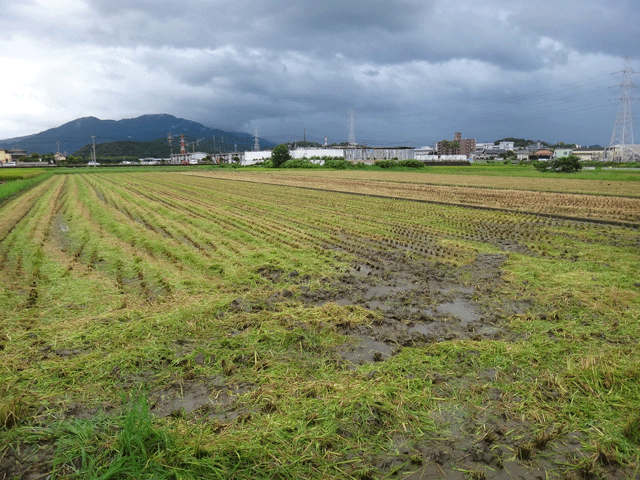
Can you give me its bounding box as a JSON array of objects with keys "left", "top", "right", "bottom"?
[{"left": 0, "top": 114, "right": 274, "bottom": 154}]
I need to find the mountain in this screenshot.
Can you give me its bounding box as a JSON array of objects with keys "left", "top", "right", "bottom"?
[{"left": 0, "top": 114, "right": 275, "bottom": 155}]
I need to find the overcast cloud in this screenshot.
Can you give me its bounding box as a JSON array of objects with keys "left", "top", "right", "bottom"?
[{"left": 1, "top": 0, "right": 638, "bottom": 146}]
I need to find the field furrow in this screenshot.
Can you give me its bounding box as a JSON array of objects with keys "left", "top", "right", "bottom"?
[{"left": 1, "top": 170, "right": 638, "bottom": 480}]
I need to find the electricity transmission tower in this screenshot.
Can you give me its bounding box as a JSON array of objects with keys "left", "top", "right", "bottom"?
[
  {"left": 348, "top": 109, "right": 357, "bottom": 146},
  {"left": 608, "top": 58, "right": 637, "bottom": 162}
]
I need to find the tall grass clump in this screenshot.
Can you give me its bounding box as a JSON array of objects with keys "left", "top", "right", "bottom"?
[{"left": 52, "top": 397, "right": 182, "bottom": 479}]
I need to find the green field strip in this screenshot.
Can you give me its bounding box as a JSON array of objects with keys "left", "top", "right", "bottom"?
[
  {"left": 125, "top": 175, "right": 319, "bottom": 254},
  {"left": 64, "top": 176, "right": 214, "bottom": 296},
  {"left": 73, "top": 176, "right": 208, "bottom": 272},
  {"left": 98, "top": 175, "right": 265, "bottom": 258},
  {"left": 0, "top": 176, "right": 58, "bottom": 245},
  {"left": 0, "top": 177, "right": 64, "bottom": 278}
]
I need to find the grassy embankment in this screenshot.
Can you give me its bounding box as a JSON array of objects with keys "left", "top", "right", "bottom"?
[{"left": 0, "top": 170, "right": 638, "bottom": 479}]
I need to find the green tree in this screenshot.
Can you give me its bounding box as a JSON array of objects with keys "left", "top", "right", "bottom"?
[
  {"left": 271, "top": 144, "right": 291, "bottom": 168},
  {"left": 533, "top": 155, "right": 582, "bottom": 173},
  {"left": 552, "top": 155, "right": 582, "bottom": 172}
]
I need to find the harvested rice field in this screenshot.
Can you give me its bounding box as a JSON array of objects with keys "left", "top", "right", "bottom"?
[{"left": 1, "top": 170, "right": 639, "bottom": 479}]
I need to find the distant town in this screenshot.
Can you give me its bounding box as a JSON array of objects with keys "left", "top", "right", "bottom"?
[
  {"left": 1, "top": 113, "right": 638, "bottom": 167},
  {"left": 3, "top": 131, "right": 637, "bottom": 168}
]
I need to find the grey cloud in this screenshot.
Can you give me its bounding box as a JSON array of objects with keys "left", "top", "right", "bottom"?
[
  {"left": 261, "top": 0, "right": 427, "bottom": 32},
  {"left": 0, "top": 0, "right": 633, "bottom": 145},
  {"left": 512, "top": 1, "right": 640, "bottom": 57}
]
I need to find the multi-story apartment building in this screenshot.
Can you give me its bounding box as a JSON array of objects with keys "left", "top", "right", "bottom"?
[{"left": 437, "top": 132, "right": 476, "bottom": 157}]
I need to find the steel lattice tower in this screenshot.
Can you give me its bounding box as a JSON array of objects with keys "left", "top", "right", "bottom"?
[
  {"left": 608, "top": 58, "right": 636, "bottom": 162},
  {"left": 348, "top": 109, "right": 357, "bottom": 146}
]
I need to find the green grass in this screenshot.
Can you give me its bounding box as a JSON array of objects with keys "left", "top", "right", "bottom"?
[
  {"left": 0, "top": 168, "right": 48, "bottom": 178},
  {"left": 0, "top": 168, "right": 48, "bottom": 181},
  {"left": 1, "top": 171, "right": 639, "bottom": 479},
  {"left": 0, "top": 170, "right": 54, "bottom": 204}
]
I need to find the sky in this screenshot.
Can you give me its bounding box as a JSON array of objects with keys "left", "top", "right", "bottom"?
[{"left": 1, "top": 0, "right": 639, "bottom": 147}]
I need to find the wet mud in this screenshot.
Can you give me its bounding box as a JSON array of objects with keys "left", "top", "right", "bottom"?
[
  {"left": 290, "top": 245, "right": 631, "bottom": 479},
  {"left": 3, "top": 242, "right": 634, "bottom": 480},
  {"left": 149, "top": 375, "right": 256, "bottom": 421},
  {"left": 298, "top": 251, "right": 525, "bottom": 366}
]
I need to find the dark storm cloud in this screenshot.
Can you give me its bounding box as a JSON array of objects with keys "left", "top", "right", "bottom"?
[
  {"left": 258, "top": 0, "right": 425, "bottom": 32},
  {"left": 0, "top": 0, "right": 634, "bottom": 144},
  {"left": 10, "top": 0, "right": 631, "bottom": 69},
  {"left": 70, "top": 0, "right": 583, "bottom": 71}
]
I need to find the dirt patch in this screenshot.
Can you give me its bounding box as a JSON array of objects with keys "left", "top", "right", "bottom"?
[
  {"left": 298, "top": 251, "right": 525, "bottom": 366},
  {"left": 149, "top": 376, "right": 256, "bottom": 419},
  {"left": 289, "top": 241, "right": 634, "bottom": 478},
  {"left": 0, "top": 440, "right": 57, "bottom": 480}
]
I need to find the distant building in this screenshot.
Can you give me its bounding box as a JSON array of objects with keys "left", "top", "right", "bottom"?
[
  {"left": 242, "top": 151, "right": 272, "bottom": 165},
  {"left": 54, "top": 152, "right": 67, "bottom": 163},
  {"left": 532, "top": 149, "right": 553, "bottom": 159},
  {"left": 437, "top": 132, "right": 476, "bottom": 157},
  {"left": 572, "top": 148, "right": 604, "bottom": 162},
  {"left": 604, "top": 145, "right": 640, "bottom": 163},
  {"left": 291, "top": 148, "right": 345, "bottom": 159},
  {"left": 169, "top": 151, "right": 208, "bottom": 164},
  {"left": 552, "top": 149, "right": 573, "bottom": 159},
  {"left": 4, "top": 149, "right": 27, "bottom": 161},
  {"left": 475, "top": 143, "right": 495, "bottom": 152},
  {"left": 0, "top": 149, "right": 11, "bottom": 165}
]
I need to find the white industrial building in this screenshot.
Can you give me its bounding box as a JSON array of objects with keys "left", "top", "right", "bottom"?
[
  {"left": 291, "top": 148, "right": 345, "bottom": 159},
  {"left": 209, "top": 145, "right": 475, "bottom": 166}
]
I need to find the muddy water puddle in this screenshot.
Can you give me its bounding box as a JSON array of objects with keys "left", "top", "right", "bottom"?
[
  {"left": 302, "top": 251, "right": 512, "bottom": 364},
  {"left": 436, "top": 300, "right": 481, "bottom": 325},
  {"left": 150, "top": 377, "right": 256, "bottom": 419}
]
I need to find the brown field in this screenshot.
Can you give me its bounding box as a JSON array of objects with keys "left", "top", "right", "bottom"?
[
  {"left": 185, "top": 170, "right": 640, "bottom": 224},
  {"left": 197, "top": 169, "right": 640, "bottom": 196}
]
